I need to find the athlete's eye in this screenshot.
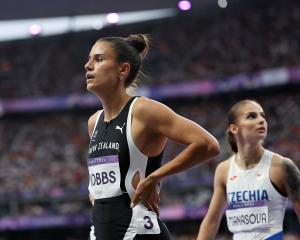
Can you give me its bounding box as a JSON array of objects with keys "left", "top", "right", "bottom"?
[
  {"left": 246, "top": 112, "right": 257, "bottom": 119},
  {"left": 96, "top": 57, "right": 103, "bottom": 62}
]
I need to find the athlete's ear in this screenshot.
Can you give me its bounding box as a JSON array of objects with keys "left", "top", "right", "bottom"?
[
  {"left": 229, "top": 124, "right": 238, "bottom": 135},
  {"left": 119, "top": 62, "right": 130, "bottom": 81}
]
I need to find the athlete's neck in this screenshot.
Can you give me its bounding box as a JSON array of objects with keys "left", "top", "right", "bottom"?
[
  {"left": 236, "top": 144, "right": 264, "bottom": 169},
  {"left": 101, "top": 93, "right": 132, "bottom": 122}
]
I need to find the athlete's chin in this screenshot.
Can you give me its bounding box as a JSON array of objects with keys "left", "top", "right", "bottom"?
[
  {"left": 86, "top": 84, "right": 93, "bottom": 91},
  {"left": 248, "top": 134, "right": 266, "bottom": 143},
  {"left": 87, "top": 84, "right": 106, "bottom": 96},
  {"left": 258, "top": 131, "right": 267, "bottom": 138},
  {"left": 255, "top": 134, "right": 267, "bottom": 142},
  {"left": 86, "top": 83, "right": 98, "bottom": 92},
  {"left": 253, "top": 130, "right": 267, "bottom": 139}
]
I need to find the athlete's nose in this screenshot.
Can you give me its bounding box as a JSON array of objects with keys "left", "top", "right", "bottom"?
[
  {"left": 258, "top": 115, "right": 267, "bottom": 129},
  {"left": 85, "top": 59, "right": 93, "bottom": 71}
]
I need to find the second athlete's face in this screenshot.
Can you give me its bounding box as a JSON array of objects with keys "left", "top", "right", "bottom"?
[
  {"left": 84, "top": 41, "right": 121, "bottom": 93},
  {"left": 232, "top": 102, "right": 268, "bottom": 144}
]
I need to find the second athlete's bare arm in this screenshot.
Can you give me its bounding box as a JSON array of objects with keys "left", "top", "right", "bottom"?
[{"left": 197, "top": 161, "right": 229, "bottom": 240}]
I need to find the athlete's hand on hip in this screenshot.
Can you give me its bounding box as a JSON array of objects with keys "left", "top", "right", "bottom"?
[{"left": 131, "top": 176, "right": 160, "bottom": 216}]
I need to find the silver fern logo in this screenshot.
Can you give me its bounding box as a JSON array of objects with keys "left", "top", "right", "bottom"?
[{"left": 91, "top": 130, "right": 98, "bottom": 142}]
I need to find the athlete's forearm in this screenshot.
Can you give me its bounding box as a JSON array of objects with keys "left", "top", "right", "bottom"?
[
  {"left": 197, "top": 220, "right": 219, "bottom": 240},
  {"left": 149, "top": 142, "right": 219, "bottom": 181}
]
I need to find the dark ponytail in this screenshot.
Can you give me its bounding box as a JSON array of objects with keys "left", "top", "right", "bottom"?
[{"left": 97, "top": 34, "right": 150, "bottom": 89}]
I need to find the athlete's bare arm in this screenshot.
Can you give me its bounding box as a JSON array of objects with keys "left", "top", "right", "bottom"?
[
  {"left": 197, "top": 160, "right": 229, "bottom": 240},
  {"left": 131, "top": 97, "right": 220, "bottom": 207},
  {"left": 132, "top": 97, "right": 220, "bottom": 173},
  {"left": 282, "top": 158, "right": 300, "bottom": 222}
]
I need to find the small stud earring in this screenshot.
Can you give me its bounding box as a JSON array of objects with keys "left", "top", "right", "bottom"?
[{"left": 119, "top": 75, "right": 124, "bottom": 80}]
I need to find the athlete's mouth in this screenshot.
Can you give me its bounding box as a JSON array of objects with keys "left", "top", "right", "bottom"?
[{"left": 86, "top": 73, "right": 94, "bottom": 80}]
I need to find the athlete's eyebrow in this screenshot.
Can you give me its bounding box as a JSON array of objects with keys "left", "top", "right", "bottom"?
[
  {"left": 94, "top": 54, "right": 105, "bottom": 58},
  {"left": 245, "top": 110, "right": 264, "bottom": 114},
  {"left": 245, "top": 111, "right": 257, "bottom": 115},
  {"left": 88, "top": 53, "right": 105, "bottom": 60},
  {"left": 245, "top": 111, "right": 266, "bottom": 117}
]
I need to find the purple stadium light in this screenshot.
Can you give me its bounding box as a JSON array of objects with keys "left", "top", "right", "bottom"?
[
  {"left": 106, "top": 13, "right": 120, "bottom": 24},
  {"left": 29, "top": 24, "right": 42, "bottom": 35},
  {"left": 178, "top": 0, "right": 192, "bottom": 11}
]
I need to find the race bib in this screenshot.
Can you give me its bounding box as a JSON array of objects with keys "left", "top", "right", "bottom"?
[
  {"left": 88, "top": 155, "right": 122, "bottom": 199},
  {"left": 226, "top": 206, "right": 269, "bottom": 233},
  {"left": 137, "top": 211, "right": 161, "bottom": 235}
]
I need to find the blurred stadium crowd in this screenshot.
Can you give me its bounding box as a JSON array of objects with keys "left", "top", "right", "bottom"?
[
  {"left": 1, "top": 94, "right": 300, "bottom": 203},
  {"left": 0, "top": 0, "right": 299, "bottom": 98},
  {"left": 0, "top": 0, "right": 300, "bottom": 239}
]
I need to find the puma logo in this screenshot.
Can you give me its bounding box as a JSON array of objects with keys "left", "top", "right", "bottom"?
[{"left": 115, "top": 123, "right": 126, "bottom": 134}]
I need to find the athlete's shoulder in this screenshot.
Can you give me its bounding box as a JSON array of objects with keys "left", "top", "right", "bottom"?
[
  {"left": 215, "top": 157, "right": 232, "bottom": 185},
  {"left": 134, "top": 97, "right": 166, "bottom": 111},
  {"left": 88, "top": 109, "right": 102, "bottom": 126},
  {"left": 271, "top": 152, "right": 298, "bottom": 176},
  {"left": 270, "top": 150, "right": 296, "bottom": 184},
  {"left": 88, "top": 109, "right": 102, "bottom": 138},
  {"left": 217, "top": 157, "right": 231, "bottom": 171},
  {"left": 133, "top": 97, "right": 172, "bottom": 120},
  {"left": 270, "top": 150, "right": 288, "bottom": 168}
]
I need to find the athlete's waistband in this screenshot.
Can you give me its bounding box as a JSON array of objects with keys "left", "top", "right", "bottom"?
[{"left": 94, "top": 193, "right": 130, "bottom": 204}]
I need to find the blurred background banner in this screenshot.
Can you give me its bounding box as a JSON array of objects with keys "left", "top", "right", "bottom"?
[{"left": 1, "top": 65, "right": 299, "bottom": 114}]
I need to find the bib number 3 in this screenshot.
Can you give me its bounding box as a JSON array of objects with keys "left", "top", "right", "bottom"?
[
  {"left": 143, "top": 216, "right": 154, "bottom": 229},
  {"left": 137, "top": 212, "right": 161, "bottom": 234}
]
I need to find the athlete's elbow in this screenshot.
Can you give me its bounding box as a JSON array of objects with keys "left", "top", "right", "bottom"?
[
  {"left": 202, "top": 137, "right": 220, "bottom": 160},
  {"left": 209, "top": 139, "right": 221, "bottom": 158},
  {"left": 192, "top": 140, "right": 220, "bottom": 164}
]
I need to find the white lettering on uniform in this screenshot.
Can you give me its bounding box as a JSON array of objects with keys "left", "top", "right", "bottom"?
[
  {"left": 96, "top": 142, "right": 119, "bottom": 150},
  {"left": 228, "top": 190, "right": 269, "bottom": 204}
]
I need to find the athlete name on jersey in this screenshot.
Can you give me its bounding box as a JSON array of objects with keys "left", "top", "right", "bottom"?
[
  {"left": 88, "top": 155, "right": 118, "bottom": 186},
  {"left": 89, "top": 141, "right": 119, "bottom": 154},
  {"left": 228, "top": 189, "right": 269, "bottom": 209},
  {"left": 226, "top": 206, "right": 269, "bottom": 231},
  {"left": 88, "top": 155, "right": 122, "bottom": 199},
  {"left": 89, "top": 171, "right": 116, "bottom": 186}
]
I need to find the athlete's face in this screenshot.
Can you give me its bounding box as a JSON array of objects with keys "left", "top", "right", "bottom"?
[
  {"left": 84, "top": 41, "right": 122, "bottom": 93},
  {"left": 230, "top": 102, "right": 268, "bottom": 144}
]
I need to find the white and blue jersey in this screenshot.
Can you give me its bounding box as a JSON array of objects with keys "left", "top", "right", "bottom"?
[{"left": 226, "top": 149, "right": 287, "bottom": 240}]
